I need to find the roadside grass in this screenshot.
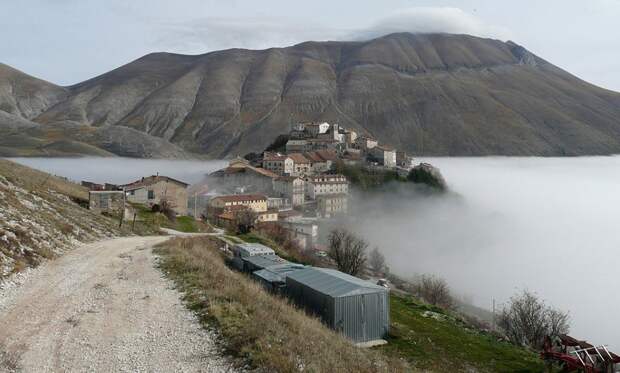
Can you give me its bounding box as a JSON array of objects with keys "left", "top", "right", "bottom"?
[
  {"left": 155, "top": 236, "right": 409, "bottom": 373},
  {"left": 131, "top": 204, "right": 211, "bottom": 234},
  {"left": 0, "top": 159, "right": 88, "bottom": 201},
  {"left": 381, "top": 295, "right": 544, "bottom": 372}
]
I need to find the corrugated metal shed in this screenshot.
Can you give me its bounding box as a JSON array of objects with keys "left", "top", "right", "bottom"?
[
  {"left": 253, "top": 263, "right": 306, "bottom": 283},
  {"left": 286, "top": 267, "right": 387, "bottom": 297},
  {"left": 241, "top": 254, "right": 288, "bottom": 272},
  {"left": 286, "top": 267, "right": 389, "bottom": 343},
  {"left": 233, "top": 243, "right": 275, "bottom": 257}
]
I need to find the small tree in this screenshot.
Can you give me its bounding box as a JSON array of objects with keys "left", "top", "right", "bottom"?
[
  {"left": 369, "top": 247, "right": 386, "bottom": 274},
  {"left": 327, "top": 229, "right": 367, "bottom": 276},
  {"left": 497, "top": 290, "right": 570, "bottom": 349},
  {"left": 415, "top": 274, "right": 453, "bottom": 309}
]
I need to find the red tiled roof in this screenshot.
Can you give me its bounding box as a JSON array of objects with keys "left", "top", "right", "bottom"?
[
  {"left": 123, "top": 175, "right": 189, "bottom": 190},
  {"left": 212, "top": 194, "right": 268, "bottom": 203},
  {"left": 314, "top": 149, "right": 338, "bottom": 161},
  {"left": 221, "top": 165, "right": 278, "bottom": 179},
  {"left": 287, "top": 153, "right": 310, "bottom": 164}
]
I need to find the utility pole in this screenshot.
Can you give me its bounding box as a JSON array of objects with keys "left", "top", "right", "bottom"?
[
  {"left": 194, "top": 192, "right": 198, "bottom": 218},
  {"left": 492, "top": 298, "right": 496, "bottom": 330}
]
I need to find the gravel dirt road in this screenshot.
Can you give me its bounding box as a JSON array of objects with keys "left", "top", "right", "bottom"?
[{"left": 0, "top": 236, "right": 237, "bottom": 373}]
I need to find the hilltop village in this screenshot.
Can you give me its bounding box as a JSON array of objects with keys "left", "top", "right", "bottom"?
[
  {"left": 203, "top": 122, "right": 419, "bottom": 251},
  {"left": 84, "top": 122, "right": 430, "bottom": 253}
]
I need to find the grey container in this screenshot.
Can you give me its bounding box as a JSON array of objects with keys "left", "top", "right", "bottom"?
[{"left": 285, "top": 267, "right": 389, "bottom": 343}]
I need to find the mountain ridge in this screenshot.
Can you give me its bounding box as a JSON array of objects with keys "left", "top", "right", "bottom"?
[{"left": 2, "top": 32, "right": 620, "bottom": 158}]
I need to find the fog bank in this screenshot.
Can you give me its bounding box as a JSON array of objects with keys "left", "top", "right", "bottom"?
[
  {"left": 7, "top": 157, "right": 226, "bottom": 185},
  {"left": 346, "top": 156, "right": 620, "bottom": 347}
]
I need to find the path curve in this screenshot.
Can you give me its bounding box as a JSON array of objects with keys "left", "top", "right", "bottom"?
[{"left": 0, "top": 236, "right": 237, "bottom": 373}]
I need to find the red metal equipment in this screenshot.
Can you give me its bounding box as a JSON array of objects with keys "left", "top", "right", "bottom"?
[{"left": 541, "top": 335, "right": 620, "bottom": 373}]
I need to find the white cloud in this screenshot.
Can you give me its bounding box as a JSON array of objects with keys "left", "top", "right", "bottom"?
[
  {"left": 153, "top": 7, "right": 511, "bottom": 55},
  {"left": 153, "top": 17, "right": 347, "bottom": 54},
  {"left": 350, "top": 7, "right": 512, "bottom": 41}
]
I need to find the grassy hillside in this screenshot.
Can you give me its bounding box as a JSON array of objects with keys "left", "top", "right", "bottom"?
[
  {"left": 383, "top": 295, "right": 543, "bottom": 372},
  {"left": 157, "top": 235, "right": 545, "bottom": 372},
  {"left": 0, "top": 159, "right": 122, "bottom": 277}
]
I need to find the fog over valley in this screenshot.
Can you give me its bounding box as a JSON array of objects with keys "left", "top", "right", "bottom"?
[{"left": 8, "top": 155, "right": 620, "bottom": 347}]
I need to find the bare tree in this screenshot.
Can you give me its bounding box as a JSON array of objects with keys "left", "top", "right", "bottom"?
[
  {"left": 234, "top": 208, "right": 256, "bottom": 234},
  {"left": 497, "top": 290, "right": 570, "bottom": 349},
  {"left": 369, "top": 247, "right": 386, "bottom": 274},
  {"left": 327, "top": 229, "right": 367, "bottom": 276},
  {"left": 415, "top": 274, "right": 453, "bottom": 309}
]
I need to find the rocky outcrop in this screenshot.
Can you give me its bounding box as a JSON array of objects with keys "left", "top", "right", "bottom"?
[{"left": 408, "top": 163, "right": 447, "bottom": 191}]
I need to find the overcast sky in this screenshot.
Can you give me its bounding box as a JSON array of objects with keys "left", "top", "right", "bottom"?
[{"left": 1, "top": 0, "right": 619, "bottom": 91}]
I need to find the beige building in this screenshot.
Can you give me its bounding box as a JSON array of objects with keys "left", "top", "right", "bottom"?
[
  {"left": 123, "top": 176, "right": 189, "bottom": 215},
  {"left": 305, "top": 174, "right": 349, "bottom": 200},
  {"left": 317, "top": 194, "right": 348, "bottom": 217},
  {"left": 287, "top": 153, "right": 312, "bottom": 176},
  {"left": 262, "top": 153, "right": 294, "bottom": 175},
  {"left": 209, "top": 194, "right": 268, "bottom": 213},
  {"left": 273, "top": 176, "right": 305, "bottom": 207},
  {"left": 210, "top": 159, "right": 278, "bottom": 194},
  {"left": 208, "top": 194, "right": 277, "bottom": 226}
]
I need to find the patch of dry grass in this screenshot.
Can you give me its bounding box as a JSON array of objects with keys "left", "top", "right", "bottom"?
[
  {"left": 0, "top": 159, "right": 88, "bottom": 201},
  {"left": 155, "top": 236, "right": 409, "bottom": 373}
]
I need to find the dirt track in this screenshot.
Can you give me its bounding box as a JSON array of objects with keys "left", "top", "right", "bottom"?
[{"left": 0, "top": 236, "right": 236, "bottom": 373}]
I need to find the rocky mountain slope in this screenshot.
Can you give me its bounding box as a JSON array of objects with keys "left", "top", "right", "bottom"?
[
  {"left": 0, "top": 159, "right": 121, "bottom": 277},
  {"left": 2, "top": 33, "right": 620, "bottom": 157}
]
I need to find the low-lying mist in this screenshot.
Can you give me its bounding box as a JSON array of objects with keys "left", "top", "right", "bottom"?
[
  {"left": 345, "top": 156, "right": 620, "bottom": 347},
  {"left": 7, "top": 157, "right": 226, "bottom": 185},
  {"left": 7, "top": 156, "right": 619, "bottom": 347}
]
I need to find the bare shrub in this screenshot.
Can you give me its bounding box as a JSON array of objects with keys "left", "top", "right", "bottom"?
[
  {"left": 327, "top": 229, "right": 367, "bottom": 276},
  {"left": 415, "top": 274, "right": 454, "bottom": 309},
  {"left": 158, "top": 197, "right": 177, "bottom": 221},
  {"left": 497, "top": 290, "right": 570, "bottom": 349},
  {"left": 256, "top": 223, "right": 316, "bottom": 265},
  {"left": 59, "top": 223, "right": 74, "bottom": 235},
  {"left": 369, "top": 246, "right": 386, "bottom": 274}
]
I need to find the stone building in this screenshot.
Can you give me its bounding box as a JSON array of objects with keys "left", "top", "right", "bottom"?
[
  {"left": 305, "top": 174, "right": 349, "bottom": 200},
  {"left": 273, "top": 176, "right": 305, "bottom": 207},
  {"left": 262, "top": 153, "right": 294, "bottom": 175},
  {"left": 88, "top": 191, "right": 125, "bottom": 215},
  {"left": 123, "top": 175, "right": 189, "bottom": 215}
]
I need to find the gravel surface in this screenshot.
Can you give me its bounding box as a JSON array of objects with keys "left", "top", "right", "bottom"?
[{"left": 0, "top": 236, "right": 238, "bottom": 373}]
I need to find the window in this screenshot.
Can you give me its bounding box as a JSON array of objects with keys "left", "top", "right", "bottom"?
[{"left": 147, "top": 190, "right": 155, "bottom": 199}]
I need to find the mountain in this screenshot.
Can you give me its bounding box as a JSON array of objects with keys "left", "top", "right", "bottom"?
[{"left": 2, "top": 33, "right": 620, "bottom": 158}]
